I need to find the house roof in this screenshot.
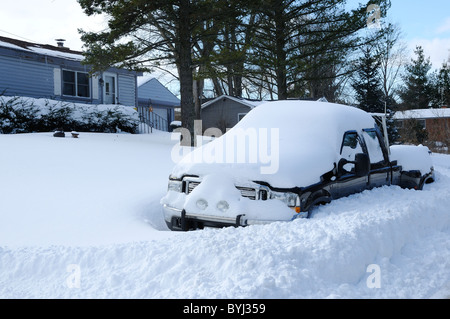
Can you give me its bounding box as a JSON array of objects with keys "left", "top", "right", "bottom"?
[
  {"left": 393, "top": 108, "right": 450, "bottom": 120},
  {"left": 201, "top": 95, "right": 264, "bottom": 109},
  {"left": 0, "top": 35, "right": 83, "bottom": 61},
  {"left": 138, "top": 78, "right": 180, "bottom": 108}
]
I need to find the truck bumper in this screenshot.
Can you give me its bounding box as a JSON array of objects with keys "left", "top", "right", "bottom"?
[{"left": 162, "top": 204, "right": 287, "bottom": 231}]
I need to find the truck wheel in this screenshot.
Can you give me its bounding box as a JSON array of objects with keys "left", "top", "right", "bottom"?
[{"left": 306, "top": 194, "right": 332, "bottom": 218}]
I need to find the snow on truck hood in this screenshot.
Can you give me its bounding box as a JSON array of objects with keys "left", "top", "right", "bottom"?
[{"left": 171, "top": 101, "right": 376, "bottom": 189}]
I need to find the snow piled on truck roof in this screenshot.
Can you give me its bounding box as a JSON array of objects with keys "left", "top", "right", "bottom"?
[{"left": 172, "top": 100, "right": 376, "bottom": 188}]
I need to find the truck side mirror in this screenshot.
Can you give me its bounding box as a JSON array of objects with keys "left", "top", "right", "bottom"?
[{"left": 354, "top": 153, "right": 370, "bottom": 177}]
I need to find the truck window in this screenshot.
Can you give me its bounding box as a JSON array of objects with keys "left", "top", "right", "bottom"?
[
  {"left": 340, "top": 132, "right": 364, "bottom": 173},
  {"left": 341, "top": 132, "right": 363, "bottom": 160},
  {"left": 362, "top": 130, "right": 385, "bottom": 166}
]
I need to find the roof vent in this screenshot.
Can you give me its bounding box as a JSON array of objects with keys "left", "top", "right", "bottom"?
[{"left": 55, "top": 39, "right": 66, "bottom": 48}]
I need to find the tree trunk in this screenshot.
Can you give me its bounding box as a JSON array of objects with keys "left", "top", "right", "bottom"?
[
  {"left": 274, "top": 6, "right": 287, "bottom": 100},
  {"left": 178, "top": 0, "right": 195, "bottom": 146}
]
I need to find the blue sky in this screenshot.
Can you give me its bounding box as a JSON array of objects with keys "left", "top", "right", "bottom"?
[
  {"left": 1, "top": 0, "right": 450, "bottom": 69},
  {"left": 347, "top": 0, "right": 450, "bottom": 68},
  {"left": 386, "top": 0, "right": 450, "bottom": 40}
]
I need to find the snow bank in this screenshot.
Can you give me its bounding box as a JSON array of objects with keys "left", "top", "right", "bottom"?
[
  {"left": 0, "top": 133, "right": 449, "bottom": 299},
  {"left": 0, "top": 132, "right": 176, "bottom": 247}
]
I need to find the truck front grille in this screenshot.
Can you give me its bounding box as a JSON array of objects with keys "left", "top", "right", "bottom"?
[
  {"left": 185, "top": 180, "right": 257, "bottom": 200},
  {"left": 236, "top": 186, "right": 257, "bottom": 200}
]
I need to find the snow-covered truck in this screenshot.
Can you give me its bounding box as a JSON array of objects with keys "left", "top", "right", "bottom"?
[{"left": 161, "top": 100, "right": 435, "bottom": 231}]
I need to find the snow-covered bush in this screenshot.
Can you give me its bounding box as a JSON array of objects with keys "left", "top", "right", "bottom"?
[
  {"left": 0, "top": 95, "right": 139, "bottom": 134},
  {"left": 0, "top": 96, "right": 41, "bottom": 133}
]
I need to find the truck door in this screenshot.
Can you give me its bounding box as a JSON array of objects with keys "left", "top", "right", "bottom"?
[
  {"left": 333, "top": 131, "right": 369, "bottom": 198},
  {"left": 361, "top": 129, "right": 391, "bottom": 189}
]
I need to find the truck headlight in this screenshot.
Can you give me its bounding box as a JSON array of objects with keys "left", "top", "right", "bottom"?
[
  {"left": 216, "top": 200, "right": 229, "bottom": 212},
  {"left": 270, "top": 191, "right": 300, "bottom": 211},
  {"left": 167, "top": 179, "right": 183, "bottom": 193},
  {"left": 196, "top": 199, "right": 208, "bottom": 210}
]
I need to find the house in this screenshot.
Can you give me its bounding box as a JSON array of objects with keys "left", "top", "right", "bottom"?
[
  {"left": 0, "top": 36, "right": 141, "bottom": 107},
  {"left": 137, "top": 78, "right": 180, "bottom": 132},
  {"left": 394, "top": 108, "right": 450, "bottom": 151},
  {"left": 201, "top": 95, "right": 264, "bottom": 132}
]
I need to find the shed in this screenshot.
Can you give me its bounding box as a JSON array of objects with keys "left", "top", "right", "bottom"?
[
  {"left": 137, "top": 78, "right": 180, "bottom": 132},
  {"left": 0, "top": 35, "right": 141, "bottom": 106},
  {"left": 201, "top": 95, "right": 264, "bottom": 132}
]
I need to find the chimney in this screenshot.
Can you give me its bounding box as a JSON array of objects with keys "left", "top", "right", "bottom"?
[{"left": 55, "top": 39, "right": 66, "bottom": 48}]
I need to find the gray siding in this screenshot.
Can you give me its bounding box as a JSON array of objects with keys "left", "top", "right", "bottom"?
[
  {"left": 0, "top": 54, "right": 54, "bottom": 98},
  {"left": 201, "top": 99, "right": 251, "bottom": 131},
  {"left": 138, "top": 78, "right": 180, "bottom": 106},
  {"left": 0, "top": 45, "right": 139, "bottom": 107},
  {"left": 118, "top": 74, "right": 136, "bottom": 107}
]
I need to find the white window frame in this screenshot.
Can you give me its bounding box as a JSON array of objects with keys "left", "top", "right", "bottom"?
[
  {"left": 237, "top": 113, "right": 248, "bottom": 122},
  {"left": 61, "top": 69, "right": 91, "bottom": 98}
]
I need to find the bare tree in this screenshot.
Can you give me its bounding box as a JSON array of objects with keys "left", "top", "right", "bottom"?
[{"left": 374, "top": 23, "right": 407, "bottom": 104}]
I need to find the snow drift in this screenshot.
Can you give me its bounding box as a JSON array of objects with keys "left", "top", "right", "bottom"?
[{"left": 0, "top": 132, "right": 449, "bottom": 299}]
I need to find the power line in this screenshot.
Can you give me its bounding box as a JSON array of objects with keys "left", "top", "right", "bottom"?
[{"left": 0, "top": 29, "right": 38, "bottom": 43}]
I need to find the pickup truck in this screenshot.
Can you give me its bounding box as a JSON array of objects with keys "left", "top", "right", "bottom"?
[{"left": 161, "top": 100, "right": 435, "bottom": 231}]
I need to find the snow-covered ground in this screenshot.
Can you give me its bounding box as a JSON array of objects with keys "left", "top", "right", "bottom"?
[{"left": 0, "top": 131, "right": 449, "bottom": 299}]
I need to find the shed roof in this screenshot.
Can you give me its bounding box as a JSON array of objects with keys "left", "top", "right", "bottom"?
[
  {"left": 138, "top": 78, "right": 180, "bottom": 108},
  {"left": 201, "top": 95, "right": 264, "bottom": 109}
]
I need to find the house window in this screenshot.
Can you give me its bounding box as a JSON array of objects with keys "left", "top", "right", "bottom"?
[
  {"left": 62, "top": 70, "right": 90, "bottom": 98},
  {"left": 238, "top": 113, "right": 248, "bottom": 122},
  {"left": 418, "top": 119, "right": 426, "bottom": 129}
]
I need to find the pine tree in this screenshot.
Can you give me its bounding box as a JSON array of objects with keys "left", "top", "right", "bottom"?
[
  {"left": 430, "top": 62, "right": 450, "bottom": 108},
  {"left": 77, "top": 0, "right": 244, "bottom": 139},
  {"left": 399, "top": 46, "right": 433, "bottom": 110},
  {"left": 351, "top": 46, "right": 385, "bottom": 113},
  {"left": 249, "top": 0, "right": 391, "bottom": 100}
]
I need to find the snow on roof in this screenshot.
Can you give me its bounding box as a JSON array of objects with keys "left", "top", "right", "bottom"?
[
  {"left": 201, "top": 95, "right": 265, "bottom": 109},
  {"left": 393, "top": 108, "right": 450, "bottom": 120},
  {"left": 0, "top": 35, "right": 83, "bottom": 61}
]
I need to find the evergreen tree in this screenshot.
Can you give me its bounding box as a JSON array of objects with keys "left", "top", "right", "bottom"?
[
  {"left": 77, "top": 0, "right": 244, "bottom": 138},
  {"left": 430, "top": 62, "right": 450, "bottom": 108},
  {"left": 250, "top": 0, "right": 390, "bottom": 100},
  {"left": 399, "top": 46, "right": 433, "bottom": 110},
  {"left": 351, "top": 46, "right": 385, "bottom": 113}
]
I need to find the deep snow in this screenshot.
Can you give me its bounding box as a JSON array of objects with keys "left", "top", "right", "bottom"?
[{"left": 0, "top": 131, "right": 449, "bottom": 299}]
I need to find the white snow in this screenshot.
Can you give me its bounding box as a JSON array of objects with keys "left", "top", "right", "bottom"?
[
  {"left": 0, "top": 131, "right": 449, "bottom": 299},
  {"left": 172, "top": 101, "right": 376, "bottom": 188},
  {"left": 0, "top": 39, "right": 83, "bottom": 61},
  {"left": 393, "top": 108, "right": 450, "bottom": 120},
  {"left": 390, "top": 144, "right": 434, "bottom": 176},
  {"left": 0, "top": 96, "right": 139, "bottom": 121}
]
